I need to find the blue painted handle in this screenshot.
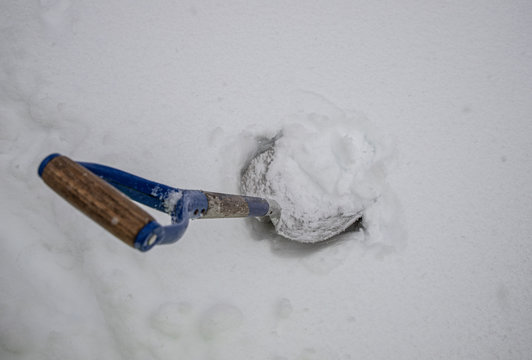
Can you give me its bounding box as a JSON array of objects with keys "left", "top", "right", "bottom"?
[{"left": 39, "top": 154, "right": 272, "bottom": 251}]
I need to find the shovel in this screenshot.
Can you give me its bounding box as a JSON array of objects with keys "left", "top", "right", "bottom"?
[{"left": 38, "top": 152, "right": 362, "bottom": 251}]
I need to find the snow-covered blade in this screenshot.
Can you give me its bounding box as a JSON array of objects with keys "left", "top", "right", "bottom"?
[
  {"left": 242, "top": 146, "right": 363, "bottom": 242},
  {"left": 240, "top": 111, "right": 386, "bottom": 243}
]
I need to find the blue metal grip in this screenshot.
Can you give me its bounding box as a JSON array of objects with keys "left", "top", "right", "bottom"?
[
  {"left": 78, "top": 161, "right": 185, "bottom": 213},
  {"left": 134, "top": 221, "right": 163, "bottom": 251},
  {"left": 76, "top": 161, "right": 209, "bottom": 250},
  {"left": 133, "top": 190, "right": 208, "bottom": 250}
]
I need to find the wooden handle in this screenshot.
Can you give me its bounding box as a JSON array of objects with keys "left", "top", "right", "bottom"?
[{"left": 40, "top": 155, "right": 156, "bottom": 248}]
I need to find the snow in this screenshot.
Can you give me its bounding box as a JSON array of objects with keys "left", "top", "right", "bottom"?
[
  {"left": 240, "top": 99, "right": 393, "bottom": 242},
  {"left": 163, "top": 190, "right": 183, "bottom": 214},
  {"left": 1, "top": 1, "right": 532, "bottom": 359}
]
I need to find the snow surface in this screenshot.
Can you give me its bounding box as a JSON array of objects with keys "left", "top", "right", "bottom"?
[{"left": 1, "top": 1, "right": 532, "bottom": 359}]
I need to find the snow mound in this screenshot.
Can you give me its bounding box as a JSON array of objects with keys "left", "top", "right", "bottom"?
[{"left": 241, "top": 108, "right": 392, "bottom": 243}]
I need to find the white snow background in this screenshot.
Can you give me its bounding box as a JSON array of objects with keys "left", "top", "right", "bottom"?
[{"left": 1, "top": 1, "right": 531, "bottom": 359}]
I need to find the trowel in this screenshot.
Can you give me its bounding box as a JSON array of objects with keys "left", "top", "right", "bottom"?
[{"left": 38, "top": 151, "right": 361, "bottom": 251}]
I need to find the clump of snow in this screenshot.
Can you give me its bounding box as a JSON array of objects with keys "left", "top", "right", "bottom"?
[
  {"left": 242, "top": 107, "right": 392, "bottom": 243},
  {"left": 163, "top": 190, "right": 182, "bottom": 214},
  {"left": 150, "top": 186, "right": 183, "bottom": 214}
]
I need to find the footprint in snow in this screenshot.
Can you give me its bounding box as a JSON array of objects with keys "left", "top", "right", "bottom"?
[{"left": 198, "top": 303, "right": 243, "bottom": 340}]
